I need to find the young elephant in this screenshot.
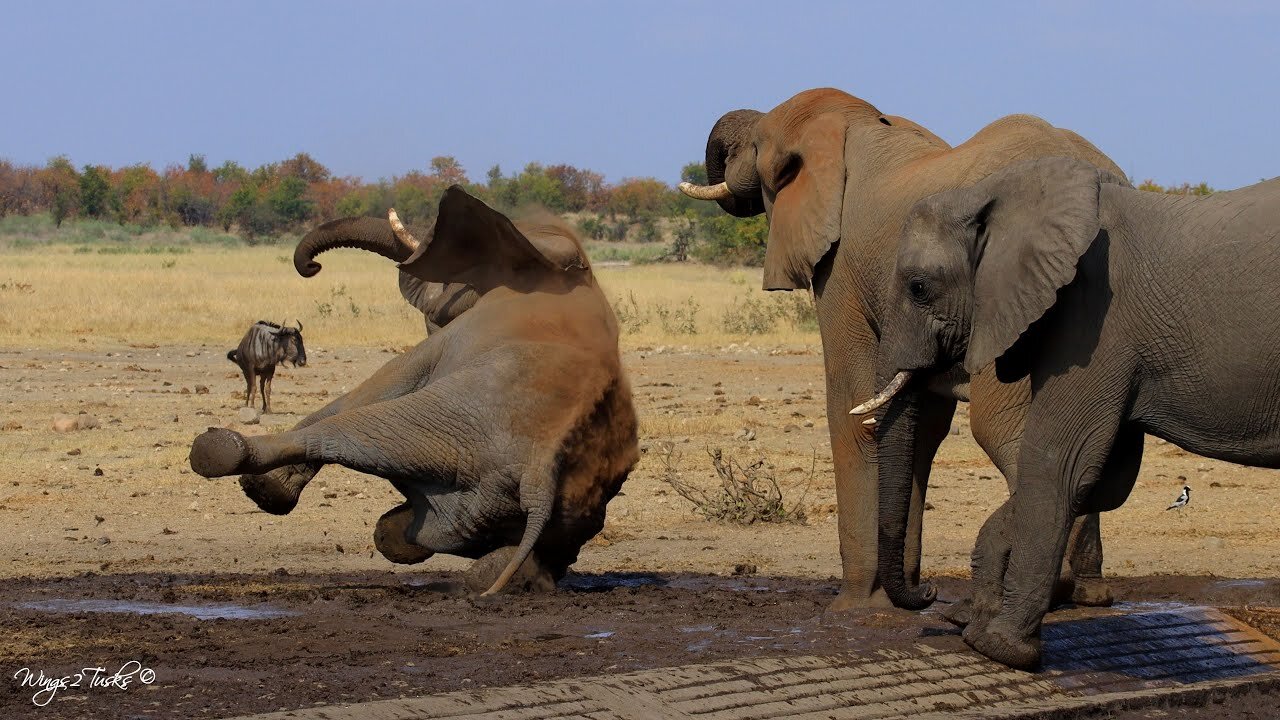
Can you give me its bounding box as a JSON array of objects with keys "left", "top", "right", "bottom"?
[
  {"left": 861, "top": 156, "right": 1280, "bottom": 669},
  {"left": 189, "top": 187, "right": 639, "bottom": 595}
]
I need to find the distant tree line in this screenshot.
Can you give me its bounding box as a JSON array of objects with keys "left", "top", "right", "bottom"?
[{"left": 0, "top": 153, "right": 1215, "bottom": 265}]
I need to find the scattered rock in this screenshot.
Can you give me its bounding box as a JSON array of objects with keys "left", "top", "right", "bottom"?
[
  {"left": 744, "top": 395, "right": 762, "bottom": 406},
  {"left": 2, "top": 421, "right": 21, "bottom": 431},
  {"left": 237, "top": 407, "right": 261, "bottom": 424},
  {"left": 93, "top": 467, "right": 104, "bottom": 476},
  {"left": 52, "top": 414, "right": 98, "bottom": 432},
  {"left": 95, "top": 515, "right": 105, "bottom": 524},
  {"left": 950, "top": 424, "right": 961, "bottom": 436},
  {"left": 731, "top": 563, "right": 758, "bottom": 576},
  {"left": 1203, "top": 536, "right": 1227, "bottom": 550},
  {"left": 735, "top": 428, "right": 756, "bottom": 442},
  {"left": 1210, "top": 481, "right": 1222, "bottom": 488},
  {"left": 924, "top": 501, "right": 935, "bottom": 511},
  {"left": 66, "top": 448, "right": 82, "bottom": 456},
  {"left": 96, "top": 537, "right": 111, "bottom": 546},
  {"left": 161, "top": 527, "right": 177, "bottom": 535},
  {"left": 194, "top": 385, "right": 210, "bottom": 394},
  {"left": 180, "top": 387, "right": 191, "bottom": 395},
  {"left": 335, "top": 544, "right": 345, "bottom": 554},
  {"left": 783, "top": 424, "right": 800, "bottom": 433},
  {"left": 803, "top": 420, "right": 814, "bottom": 428},
  {"left": 162, "top": 381, "right": 172, "bottom": 387}
]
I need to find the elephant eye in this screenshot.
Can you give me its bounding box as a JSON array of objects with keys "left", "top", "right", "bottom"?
[{"left": 908, "top": 278, "right": 929, "bottom": 302}]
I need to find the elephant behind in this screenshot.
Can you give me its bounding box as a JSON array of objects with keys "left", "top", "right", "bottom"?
[
  {"left": 190, "top": 187, "right": 639, "bottom": 594},
  {"left": 681, "top": 88, "right": 1126, "bottom": 610}
]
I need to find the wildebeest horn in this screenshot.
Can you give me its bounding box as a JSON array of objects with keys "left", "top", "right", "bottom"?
[
  {"left": 678, "top": 181, "right": 733, "bottom": 201},
  {"left": 295, "top": 319, "right": 303, "bottom": 333},
  {"left": 387, "top": 208, "right": 421, "bottom": 251}
]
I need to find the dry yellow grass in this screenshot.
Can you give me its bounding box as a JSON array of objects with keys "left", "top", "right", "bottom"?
[{"left": 0, "top": 247, "right": 821, "bottom": 350}]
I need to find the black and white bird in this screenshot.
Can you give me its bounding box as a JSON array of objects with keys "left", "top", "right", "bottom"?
[{"left": 1166, "top": 485, "right": 1191, "bottom": 510}]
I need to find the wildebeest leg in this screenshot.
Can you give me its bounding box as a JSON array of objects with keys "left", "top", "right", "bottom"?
[
  {"left": 244, "top": 368, "right": 256, "bottom": 409},
  {"left": 236, "top": 340, "right": 442, "bottom": 514},
  {"left": 259, "top": 367, "right": 274, "bottom": 414}
]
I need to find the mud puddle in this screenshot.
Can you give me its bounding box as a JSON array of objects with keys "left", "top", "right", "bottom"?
[{"left": 0, "top": 571, "right": 1275, "bottom": 720}]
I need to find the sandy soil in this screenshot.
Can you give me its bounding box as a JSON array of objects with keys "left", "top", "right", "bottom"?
[{"left": 1, "top": 343, "right": 1278, "bottom": 718}]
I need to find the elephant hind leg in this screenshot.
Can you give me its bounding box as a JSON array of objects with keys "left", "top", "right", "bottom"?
[
  {"left": 465, "top": 546, "right": 556, "bottom": 594},
  {"left": 480, "top": 473, "right": 555, "bottom": 596}
]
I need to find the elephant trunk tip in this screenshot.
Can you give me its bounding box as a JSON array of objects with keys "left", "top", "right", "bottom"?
[
  {"left": 296, "top": 260, "right": 322, "bottom": 278},
  {"left": 886, "top": 580, "right": 937, "bottom": 611}
]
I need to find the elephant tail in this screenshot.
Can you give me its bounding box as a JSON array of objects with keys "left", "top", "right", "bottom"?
[
  {"left": 481, "top": 475, "right": 555, "bottom": 596},
  {"left": 293, "top": 215, "right": 414, "bottom": 278}
]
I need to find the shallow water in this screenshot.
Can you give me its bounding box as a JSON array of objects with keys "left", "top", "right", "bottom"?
[{"left": 15, "top": 598, "right": 298, "bottom": 620}]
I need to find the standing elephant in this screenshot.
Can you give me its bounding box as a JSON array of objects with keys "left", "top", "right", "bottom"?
[
  {"left": 680, "top": 88, "right": 1125, "bottom": 609},
  {"left": 865, "top": 157, "right": 1280, "bottom": 668},
  {"left": 190, "top": 187, "right": 639, "bottom": 594}
]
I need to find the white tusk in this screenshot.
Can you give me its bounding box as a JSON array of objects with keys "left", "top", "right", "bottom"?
[
  {"left": 387, "top": 208, "right": 420, "bottom": 251},
  {"left": 849, "top": 371, "right": 913, "bottom": 415},
  {"left": 862, "top": 417, "right": 877, "bottom": 426},
  {"left": 678, "top": 181, "right": 732, "bottom": 201}
]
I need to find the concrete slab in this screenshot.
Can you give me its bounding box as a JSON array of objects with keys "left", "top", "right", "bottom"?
[{"left": 226, "top": 606, "right": 1280, "bottom": 720}]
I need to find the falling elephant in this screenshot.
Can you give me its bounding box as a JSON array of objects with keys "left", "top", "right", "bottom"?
[{"left": 190, "top": 187, "right": 640, "bottom": 594}]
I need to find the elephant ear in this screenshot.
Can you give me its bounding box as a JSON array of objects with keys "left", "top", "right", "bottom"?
[
  {"left": 761, "top": 113, "right": 847, "bottom": 290},
  {"left": 398, "top": 187, "right": 585, "bottom": 293},
  {"left": 960, "top": 157, "right": 1104, "bottom": 379}
]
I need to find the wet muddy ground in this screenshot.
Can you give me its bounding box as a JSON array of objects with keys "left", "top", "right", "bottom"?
[
  {"left": 2, "top": 344, "right": 1279, "bottom": 718},
  {"left": 1, "top": 571, "right": 1277, "bottom": 719}
]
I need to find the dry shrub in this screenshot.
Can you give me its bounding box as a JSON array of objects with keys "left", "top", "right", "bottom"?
[{"left": 659, "top": 443, "right": 812, "bottom": 525}]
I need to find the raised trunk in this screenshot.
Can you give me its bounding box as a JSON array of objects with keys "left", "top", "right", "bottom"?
[
  {"left": 875, "top": 384, "right": 937, "bottom": 610},
  {"left": 294, "top": 216, "right": 411, "bottom": 278}
]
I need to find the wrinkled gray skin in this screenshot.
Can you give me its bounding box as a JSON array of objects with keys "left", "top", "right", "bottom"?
[
  {"left": 691, "top": 89, "right": 1120, "bottom": 610},
  {"left": 191, "top": 188, "right": 639, "bottom": 595},
  {"left": 873, "top": 156, "right": 1280, "bottom": 669}
]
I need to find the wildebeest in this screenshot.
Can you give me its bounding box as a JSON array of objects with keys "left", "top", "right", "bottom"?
[{"left": 227, "top": 320, "right": 306, "bottom": 413}]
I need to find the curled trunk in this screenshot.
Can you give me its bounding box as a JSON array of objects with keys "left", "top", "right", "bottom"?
[
  {"left": 875, "top": 384, "right": 937, "bottom": 610},
  {"left": 293, "top": 216, "right": 412, "bottom": 278},
  {"left": 704, "top": 109, "right": 766, "bottom": 218}
]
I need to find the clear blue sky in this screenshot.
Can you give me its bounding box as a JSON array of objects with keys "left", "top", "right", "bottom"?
[{"left": 2, "top": 1, "right": 1276, "bottom": 189}]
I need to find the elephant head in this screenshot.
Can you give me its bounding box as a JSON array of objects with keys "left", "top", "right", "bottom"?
[
  {"left": 856, "top": 157, "right": 1107, "bottom": 609},
  {"left": 295, "top": 214, "right": 482, "bottom": 332},
  {"left": 681, "top": 89, "right": 943, "bottom": 291},
  {"left": 294, "top": 195, "right": 588, "bottom": 329}
]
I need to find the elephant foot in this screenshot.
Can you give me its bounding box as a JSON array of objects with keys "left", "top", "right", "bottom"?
[
  {"left": 826, "top": 586, "right": 897, "bottom": 613},
  {"left": 965, "top": 622, "right": 1042, "bottom": 671},
  {"left": 942, "top": 597, "right": 973, "bottom": 627},
  {"left": 1070, "top": 577, "right": 1114, "bottom": 607},
  {"left": 238, "top": 464, "right": 314, "bottom": 515},
  {"left": 190, "top": 428, "right": 249, "bottom": 478},
  {"left": 374, "top": 504, "right": 433, "bottom": 565},
  {"left": 463, "top": 547, "right": 555, "bottom": 595}
]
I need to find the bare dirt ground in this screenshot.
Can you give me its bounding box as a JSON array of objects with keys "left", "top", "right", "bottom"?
[{"left": 1, "top": 343, "right": 1278, "bottom": 718}]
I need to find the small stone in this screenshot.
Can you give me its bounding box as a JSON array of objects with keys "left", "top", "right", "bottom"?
[
  {"left": 783, "top": 424, "right": 800, "bottom": 433},
  {"left": 162, "top": 381, "right": 172, "bottom": 387},
  {"left": 93, "top": 467, "right": 104, "bottom": 476},
  {"left": 66, "top": 448, "right": 82, "bottom": 456},
  {"left": 731, "top": 563, "right": 758, "bottom": 576},
  {"left": 1203, "top": 536, "right": 1226, "bottom": 550},
  {"left": 96, "top": 537, "right": 111, "bottom": 546},
  {"left": 194, "top": 385, "right": 210, "bottom": 394},
  {"left": 237, "top": 407, "right": 261, "bottom": 424},
  {"left": 188, "top": 501, "right": 200, "bottom": 512},
  {"left": 335, "top": 544, "right": 345, "bottom": 554},
  {"left": 950, "top": 424, "right": 961, "bottom": 436},
  {"left": 2, "top": 421, "right": 21, "bottom": 431},
  {"left": 745, "top": 395, "right": 762, "bottom": 406},
  {"left": 924, "top": 501, "right": 935, "bottom": 511}
]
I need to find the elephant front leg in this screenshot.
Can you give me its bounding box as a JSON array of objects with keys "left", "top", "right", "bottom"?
[
  {"left": 965, "top": 393, "right": 1128, "bottom": 670},
  {"left": 230, "top": 341, "right": 441, "bottom": 513},
  {"left": 946, "top": 498, "right": 1012, "bottom": 629},
  {"left": 375, "top": 502, "right": 433, "bottom": 564}
]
